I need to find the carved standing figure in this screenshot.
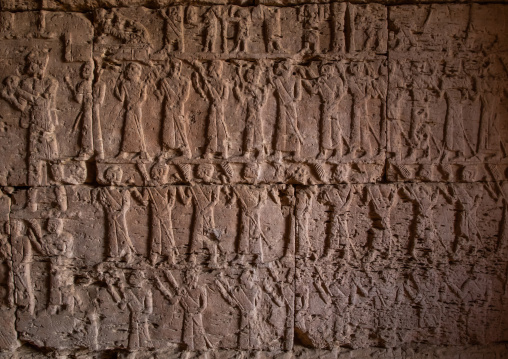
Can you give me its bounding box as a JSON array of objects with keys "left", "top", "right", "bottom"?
[
  {"left": 179, "top": 165, "right": 222, "bottom": 266},
  {"left": 269, "top": 60, "right": 303, "bottom": 161},
  {"left": 132, "top": 163, "right": 178, "bottom": 265},
  {"left": 192, "top": 60, "right": 230, "bottom": 159},
  {"left": 11, "top": 220, "right": 35, "bottom": 315},
  {"left": 157, "top": 59, "right": 191, "bottom": 159},
  {"left": 28, "top": 218, "right": 75, "bottom": 315},
  {"left": 262, "top": 6, "right": 284, "bottom": 53},
  {"left": 216, "top": 268, "right": 263, "bottom": 350},
  {"left": 318, "top": 185, "right": 356, "bottom": 259},
  {"left": 64, "top": 62, "right": 94, "bottom": 160},
  {"left": 96, "top": 166, "right": 136, "bottom": 262},
  {"left": 156, "top": 268, "right": 211, "bottom": 351},
  {"left": 159, "top": 6, "right": 185, "bottom": 53},
  {"left": 234, "top": 64, "right": 268, "bottom": 159},
  {"left": 304, "top": 63, "right": 347, "bottom": 160},
  {"left": 14, "top": 51, "right": 60, "bottom": 185},
  {"left": 125, "top": 270, "right": 153, "bottom": 356},
  {"left": 114, "top": 62, "right": 150, "bottom": 160}
]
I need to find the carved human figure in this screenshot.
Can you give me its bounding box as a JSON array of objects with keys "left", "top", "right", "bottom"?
[
  {"left": 299, "top": 4, "right": 322, "bottom": 54},
  {"left": 125, "top": 270, "right": 153, "bottom": 355},
  {"left": 179, "top": 165, "right": 222, "bottom": 266},
  {"left": 160, "top": 6, "right": 185, "bottom": 53},
  {"left": 369, "top": 268, "right": 405, "bottom": 347},
  {"left": 450, "top": 184, "right": 484, "bottom": 257},
  {"left": 192, "top": 60, "right": 230, "bottom": 159},
  {"left": 475, "top": 58, "right": 507, "bottom": 159},
  {"left": 269, "top": 61, "right": 303, "bottom": 161},
  {"left": 304, "top": 63, "right": 347, "bottom": 160},
  {"left": 365, "top": 186, "right": 399, "bottom": 261},
  {"left": 234, "top": 64, "right": 268, "bottom": 159},
  {"left": 444, "top": 263, "right": 491, "bottom": 343},
  {"left": 65, "top": 62, "right": 94, "bottom": 160},
  {"left": 405, "top": 61, "right": 437, "bottom": 162},
  {"left": 348, "top": 62, "right": 373, "bottom": 158},
  {"left": 203, "top": 6, "right": 225, "bottom": 53},
  {"left": 229, "top": 183, "right": 271, "bottom": 263},
  {"left": 216, "top": 268, "right": 263, "bottom": 350},
  {"left": 401, "top": 184, "right": 443, "bottom": 262},
  {"left": 92, "top": 62, "right": 106, "bottom": 160},
  {"left": 156, "top": 268, "right": 211, "bottom": 351},
  {"left": 405, "top": 269, "right": 443, "bottom": 340},
  {"left": 96, "top": 166, "right": 136, "bottom": 262},
  {"left": 15, "top": 50, "right": 59, "bottom": 185},
  {"left": 265, "top": 265, "right": 295, "bottom": 351},
  {"left": 318, "top": 185, "right": 356, "bottom": 259},
  {"left": 441, "top": 60, "right": 471, "bottom": 161},
  {"left": 132, "top": 163, "right": 178, "bottom": 266},
  {"left": 114, "top": 62, "right": 150, "bottom": 160},
  {"left": 28, "top": 218, "right": 75, "bottom": 315},
  {"left": 294, "top": 187, "right": 316, "bottom": 257},
  {"left": 329, "top": 3, "right": 347, "bottom": 53},
  {"left": 10, "top": 220, "right": 35, "bottom": 315},
  {"left": 262, "top": 6, "right": 284, "bottom": 53},
  {"left": 157, "top": 59, "right": 191, "bottom": 159},
  {"left": 229, "top": 7, "right": 251, "bottom": 53}
]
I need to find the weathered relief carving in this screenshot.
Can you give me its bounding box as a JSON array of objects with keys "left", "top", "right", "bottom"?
[
  {"left": 0, "top": 1, "right": 508, "bottom": 357},
  {"left": 0, "top": 12, "right": 92, "bottom": 186},
  {"left": 89, "top": 5, "right": 386, "bottom": 186},
  {"left": 9, "top": 183, "right": 292, "bottom": 352},
  {"left": 388, "top": 5, "right": 508, "bottom": 182},
  {"left": 295, "top": 183, "right": 508, "bottom": 349}
]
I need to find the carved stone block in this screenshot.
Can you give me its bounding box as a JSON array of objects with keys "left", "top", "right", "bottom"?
[
  {"left": 0, "top": 11, "right": 93, "bottom": 186},
  {"left": 387, "top": 5, "right": 508, "bottom": 182},
  {"left": 295, "top": 183, "right": 508, "bottom": 349},
  {"left": 9, "top": 184, "right": 294, "bottom": 352}
]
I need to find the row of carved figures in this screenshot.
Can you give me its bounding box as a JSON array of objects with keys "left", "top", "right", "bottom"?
[
  {"left": 94, "top": 3, "right": 385, "bottom": 56},
  {"left": 1, "top": 50, "right": 386, "bottom": 187},
  {"left": 15, "top": 174, "right": 508, "bottom": 269}
]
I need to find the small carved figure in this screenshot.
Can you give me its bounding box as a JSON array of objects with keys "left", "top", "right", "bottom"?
[
  {"left": 125, "top": 270, "right": 153, "bottom": 355},
  {"left": 269, "top": 61, "right": 303, "bottom": 161},
  {"left": 179, "top": 165, "right": 222, "bottom": 266},
  {"left": 299, "top": 4, "right": 322, "bottom": 54},
  {"left": 156, "top": 267, "right": 211, "bottom": 351},
  {"left": 132, "top": 163, "right": 178, "bottom": 265},
  {"left": 157, "top": 59, "right": 191, "bottom": 159},
  {"left": 28, "top": 218, "right": 75, "bottom": 315},
  {"left": 114, "top": 62, "right": 150, "bottom": 161},
  {"left": 159, "top": 6, "right": 185, "bottom": 53},
  {"left": 234, "top": 64, "right": 268, "bottom": 159},
  {"left": 262, "top": 6, "right": 284, "bottom": 53},
  {"left": 216, "top": 268, "right": 263, "bottom": 350},
  {"left": 229, "top": 7, "right": 251, "bottom": 53},
  {"left": 192, "top": 60, "right": 230, "bottom": 159},
  {"left": 318, "top": 185, "right": 356, "bottom": 259},
  {"left": 11, "top": 220, "right": 35, "bottom": 315},
  {"left": 65, "top": 62, "right": 94, "bottom": 160},
  {"left": 304, "top": 63, "right": 347, "bottom": 160},
  {"left": 294, "top": 187, "right": 316, "bottom": 257},
  {"left": 96, "top": 166, "right": 136, "bottom": 262}
]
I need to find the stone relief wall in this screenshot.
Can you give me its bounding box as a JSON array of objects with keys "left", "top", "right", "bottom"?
[{"left": 0, "top": 1, "right": 507, "bottom": 358}]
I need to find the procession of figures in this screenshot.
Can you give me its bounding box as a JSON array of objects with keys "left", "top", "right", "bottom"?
[{"left": 0, "top": 2, "right": 507, "bottom": 358}]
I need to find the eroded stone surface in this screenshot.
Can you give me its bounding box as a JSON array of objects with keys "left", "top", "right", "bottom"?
[
  {"left": 387, "top": 4, "right": 508, "bottom": 182},
  {"left": 0, "top": 1, "right": 507, "bottom": 358}
]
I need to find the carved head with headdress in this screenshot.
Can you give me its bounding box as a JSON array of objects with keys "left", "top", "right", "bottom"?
[{"left": 25, "top": 50, "right": 50, "bottom": 78}]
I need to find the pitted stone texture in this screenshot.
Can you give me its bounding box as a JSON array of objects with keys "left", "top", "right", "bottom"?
[
  {"left": 0, "top": 11, "right": 93, "bottom": 186},
  {"left": 387, "top": 4, "right": 508, "bottom": 182},
  {"left": 9, "top": 184, "right": 293, "bottom": 352}
]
